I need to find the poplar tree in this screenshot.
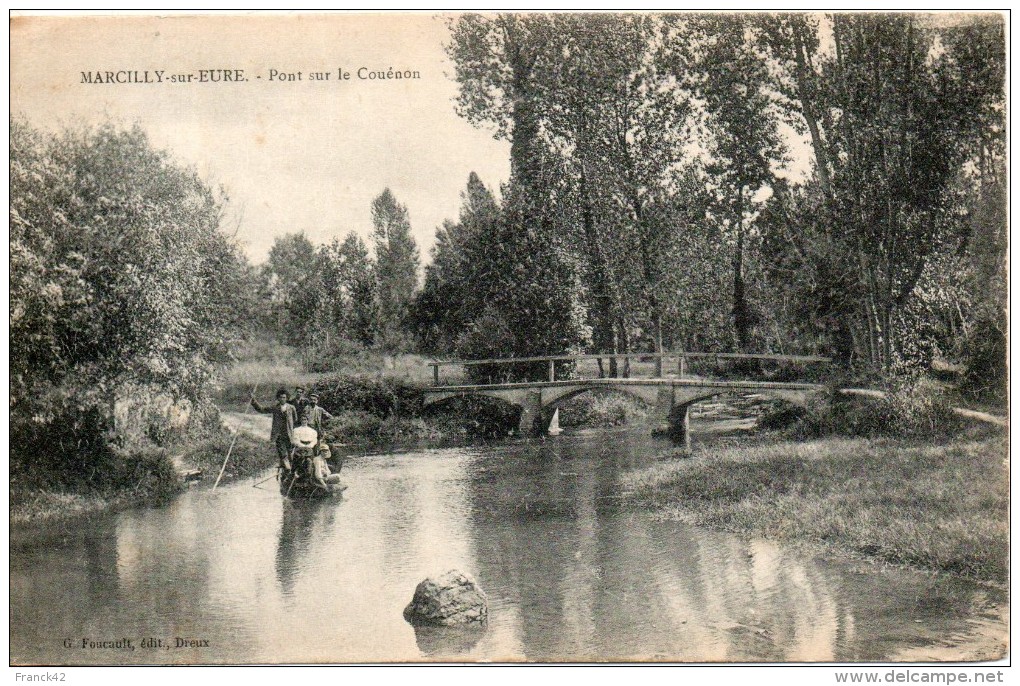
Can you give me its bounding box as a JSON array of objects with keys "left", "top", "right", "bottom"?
[{"left": 371, "top": 188, "right": 420, "bottom": 351}]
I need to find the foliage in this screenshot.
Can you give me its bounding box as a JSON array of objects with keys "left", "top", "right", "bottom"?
[
  {"left": 310, "top": 374, "right": 427, "bottom": 418},
  {"left": 184, "top": 432, "right": 268, "bottom": 481},
  {"left": 10, "top": 120, "right": 250, "bottom": 409},
  {"left": 263, "top": 232, "right": 320, "bottom": 346},
  {"left": 684, "top": 15, "right": 787, "bottom": 352},
  {"left": 412, "top": 172, "right": 501, "bottom": 354},
  {"left": 959, "top": 319, "right": 1007, "bottom": 404},
  {"left": 445, "top": 15, "right": 596, "bottom": 375},
  {"left": 307, "top": 375, "right": 519, "bottom": 444},
  {"left": 371, "top": 188, "right": 420, "bottom": 351},
  {"left": 764, "top": 380, "right": 965, "bottom": 440},
  {"left": 10, "top": 119, "right": 256, "bottom": 487},
  {"left": 261, "top": 191, "right": 417, "bottom": 355},
  {"left": 320, "top": 233, "right": 378, "bottom": 347},
  {"left": 555, "top": 391, "right": 650, "bottom": 428}
]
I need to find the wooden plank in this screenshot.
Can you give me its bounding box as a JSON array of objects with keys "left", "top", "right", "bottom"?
[{"left": 427, "top": 352, "right": 831, "bottom": 368}]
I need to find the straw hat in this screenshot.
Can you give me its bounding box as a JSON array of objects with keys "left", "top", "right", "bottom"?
[{"left": 292, "top": 425, "right": 318, "bottom": 448}]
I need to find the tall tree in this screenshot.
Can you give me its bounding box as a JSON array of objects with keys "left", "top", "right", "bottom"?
[
  {"left": 371, "top": 188, "right": 420, "bottom": 350},
  {"left": 751, "top": 13, "right": 1003, "bottom": 368},
  {"left": 689, "top": 15, "right": 787, "bottom": 352},
  {"left": 825, "top": 14, "right": 978, "bottom": 367},
  {"left": 264, "top": 232, "right": 320, "bottom": 346},
  {"left": 316, "top": 232, "right": 377, "bottom": 347},
  {"left": 412, "top": 172, "right": 500, "bottom": 353},
  {"left": 448, "top": 14, "right": 590, "bottom": 375}
]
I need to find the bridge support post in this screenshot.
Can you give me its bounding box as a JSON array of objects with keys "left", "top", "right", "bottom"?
[
  {"left": 653, "top": 387, "right": 691, "bottom": 450},
  {"left": 517, "top": 390, "right": 544, "bottom": 436},
  {"left": 668, "top": 404, "right": 692, "bottom": 452},
  {"left": 653, "top": 387, "right": 675, "bottom": 438}
]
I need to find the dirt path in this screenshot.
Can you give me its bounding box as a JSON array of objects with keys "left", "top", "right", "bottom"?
[{"left": 220, "top": 410, "right": 272, "bottom": 441}]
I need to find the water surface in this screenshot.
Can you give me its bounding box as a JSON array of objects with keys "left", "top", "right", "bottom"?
[{"left": 10, "top": 426, "right": 1006, "bottom": 663}]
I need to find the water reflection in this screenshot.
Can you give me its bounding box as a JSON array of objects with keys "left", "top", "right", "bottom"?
[
  {"left": 411, "top": 624, "right": 487, "bottom": 659},
  {"left": 276, "top": 500, "right": 336, "bottom": 597},
  {"left": 9, "top": 427, "right": 1006, "bottom": 664}
]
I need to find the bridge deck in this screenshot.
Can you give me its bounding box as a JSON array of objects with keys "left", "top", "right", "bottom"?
[{"left": 423, "top": 378, "right": 825, "bottom": 393}]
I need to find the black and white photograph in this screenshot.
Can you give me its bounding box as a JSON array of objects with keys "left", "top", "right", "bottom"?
[{"left": 8, "top": 10, "right": 1009, "bottom": 671}]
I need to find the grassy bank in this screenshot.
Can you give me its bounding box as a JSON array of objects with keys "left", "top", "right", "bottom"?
[
  {"left": 11, "top": 432, "right": 276, "bottom": 525},
  {"left": 10, "top": 443, "right": 184, "bottom": 524},
  {"left": 622, "top": 428, "right": 1008, "bottom": 583}
]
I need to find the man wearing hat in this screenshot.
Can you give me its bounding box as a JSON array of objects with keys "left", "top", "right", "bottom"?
[
  {"left": 250, "top": 388, "right": 298, "bottom": 471},
  {"left": 305, "top": 392, "right": 334, "bottom": 436}
]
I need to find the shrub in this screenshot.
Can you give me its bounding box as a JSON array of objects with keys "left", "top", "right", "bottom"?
[
  {"left": 312, "top": 375, "right": 426, "bottom": 418},
  {"left": 766, "top": 379, "right": 964, "bottom": 440},
  {"left": 184, "top": 432, "right": 268, "bottom": 479},
  {"left": 960, "top": 318, "right": 1007, "bottom": 404},
  {"left": 106, "top": 445, "right": 183, "bottom": 503}
]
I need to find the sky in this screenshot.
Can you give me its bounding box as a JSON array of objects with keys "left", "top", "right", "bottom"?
[{"left": 10, "top": 13, "right": 512, "bottom": 264}]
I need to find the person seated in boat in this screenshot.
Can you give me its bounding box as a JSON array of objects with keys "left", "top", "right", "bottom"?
[
  {"left": 310, "top": 447, "right": 342, "bottom": 491},
  {"left": 289, "top": 422, "right": 340, "bottom": 490},
  {"left": 289, "top": 423, "right": 320, "bottom": 477}
]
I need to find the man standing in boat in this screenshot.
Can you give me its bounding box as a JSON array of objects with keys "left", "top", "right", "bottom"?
[
  {"left": 250, "top": 388, "right": 298, "bottom": 471},
  {"left": 305, "top": 392, "right": 333, "bottom": 436},
  {"left": 293, "top": 385, "right": 310, "bottom": 422}
]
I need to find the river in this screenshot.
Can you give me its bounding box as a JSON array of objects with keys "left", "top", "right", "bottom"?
[{"left": 9, "top": 424, "right": 1006, "bottom": 664}]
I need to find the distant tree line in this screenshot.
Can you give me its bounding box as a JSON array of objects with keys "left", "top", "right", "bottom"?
[{"left": 258, "top": 187, "right": 421, "bottom": 356}]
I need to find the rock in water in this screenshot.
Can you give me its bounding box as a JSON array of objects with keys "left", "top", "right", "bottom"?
[{"left": 404, "top": 570, "right": 488, "bottom": 626}]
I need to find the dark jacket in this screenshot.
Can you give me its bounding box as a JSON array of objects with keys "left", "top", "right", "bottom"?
[{"left": 251, "top": 399, "right": 297, "bottom": 443}]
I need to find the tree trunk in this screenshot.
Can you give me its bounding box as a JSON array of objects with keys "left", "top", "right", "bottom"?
[
  {"left": 579, "top": 163, "right": 617, "bottom": 361},
  {"left": 616, "top": 317, "right": 631, "bottom": 378},
  {"left": 791, "top": 18, "right": 834, "bottom": 203},
  {"left": 732, "top": 188, "right": 752, "bottom": 352},
  {"left": 629, "top": 190, "right": 664, "bottom": 367}
]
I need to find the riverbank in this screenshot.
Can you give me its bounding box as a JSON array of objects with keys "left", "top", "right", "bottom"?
[
  {"left": 9, "top": 428, "right": 275, "bottom": 525},
  {"left": 622, "top": 425, "right": 1008, "bottom": 584}
]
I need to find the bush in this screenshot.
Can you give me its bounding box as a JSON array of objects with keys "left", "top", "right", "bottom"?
[
  {"left": 304, "top": 338, "right": 372, "bottom": 373},
  {"left": 184, "top": 432, "right": 269, "bottom": 480},
  {"left": 961, "top": 318, "right": 1007, "bottom": 404},
  {"left": 422, "top": 395, "right": 520, "bottom": 438},
  {"left": 312, "top": 375, "right": 426, "bottom": 418},
  {"left": 106, "top": 445, "right": 183, "bottom": 503},
  {"left": 765, "top": 379, "right": 964, "bottom": 440}
]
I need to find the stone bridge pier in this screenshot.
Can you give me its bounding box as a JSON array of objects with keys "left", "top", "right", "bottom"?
[
  {"left": 422, "top": 379, "right": 825, "bottom": 448},
  {"left": 517, "top": 390, "right": 544, "bottom": 436},
  {"left": 653, "top": 387, "right": 692, "bottom": 451}
]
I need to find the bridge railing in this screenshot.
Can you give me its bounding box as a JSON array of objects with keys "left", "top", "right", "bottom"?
[{"left": 426, "top": 352, "right": 831, "bottom": 386}]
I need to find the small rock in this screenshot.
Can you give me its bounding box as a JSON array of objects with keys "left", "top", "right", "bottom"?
[{"left": 404, "top": 570, "right": 488, "bottom": 626}]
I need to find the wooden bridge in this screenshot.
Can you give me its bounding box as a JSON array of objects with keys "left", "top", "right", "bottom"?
[{"left": 423, "top": 352, "right": 831, "bottom": 449}]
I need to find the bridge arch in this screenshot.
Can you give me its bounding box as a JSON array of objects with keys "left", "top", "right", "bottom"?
[
  {"left": 672, "top": 387, "right": 823, "bottom": 409},
  {"left": 541, "top": 384, "right": 660, "bottom": 408},
  {"left": 421, "top": 389, "right": 526, "bottom": 411}
]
